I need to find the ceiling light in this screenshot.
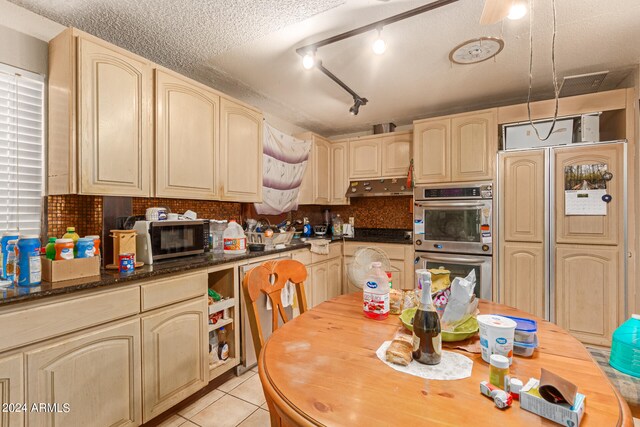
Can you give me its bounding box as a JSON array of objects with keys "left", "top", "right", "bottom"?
[
  {"left": 507, "top": 2, "right": 527, "bottom": 20},
  {"left": 302, "top": 51, "right": 316, "bottom": 70},
  {"left": 372, "top": 29, "right": 386, "bottom": 55},
  {"left": 349, "top": 97, "right": 368, "bottom": 115},
  {"left": 449, "top": 37, "right": 504, "bottom": 65}
]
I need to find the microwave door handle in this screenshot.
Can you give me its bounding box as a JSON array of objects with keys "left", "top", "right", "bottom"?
[{"left": 421, "top": 255, "right": 488, "bottom": 265}]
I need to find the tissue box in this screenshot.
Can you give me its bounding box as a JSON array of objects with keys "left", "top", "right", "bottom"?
[{"left": 520, "top": 379, "right": 585, "bottom": 426}]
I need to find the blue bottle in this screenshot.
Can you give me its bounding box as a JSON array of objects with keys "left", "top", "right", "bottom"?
[
  {"left": 76, "top": 238, "right": 95, "bottom": 259},
  {"left": 17, "top": 236, "right": 41, "bottom": 287},
  {"left": 1, "top": 232, "right": 19, "bottom": 280}
]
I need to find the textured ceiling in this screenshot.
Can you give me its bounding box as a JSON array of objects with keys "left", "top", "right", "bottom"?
[{"left": 5, "top": 0, "right": 640, "bottom": 136}]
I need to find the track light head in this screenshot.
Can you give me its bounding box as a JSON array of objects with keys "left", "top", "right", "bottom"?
[
  {"left": 372, "top": 28, "right": 386, "bottom": 55},
  {"left": 349, "top": 97, "right": 368, "bottom": 115},
  {"left": 302, "top": 51, "right": 316, "bottom": 70}
]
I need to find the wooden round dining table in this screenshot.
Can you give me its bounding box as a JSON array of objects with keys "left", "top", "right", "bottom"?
[{"left": 258, "top": 292, "right": 632, "bottom": 426}]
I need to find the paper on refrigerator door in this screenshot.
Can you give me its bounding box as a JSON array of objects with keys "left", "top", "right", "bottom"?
[{"left": 565, "top": 189, "right": 607, "bottom": 215}]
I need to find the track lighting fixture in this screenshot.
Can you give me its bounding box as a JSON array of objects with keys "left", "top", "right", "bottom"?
[
  {"left": 372, "top": 29, "right": 386, "bottom": 55},
  {"left": 349, "top": 97, "right": 368, "bottom": 115},
  {"left": 302, "top": 51, "right": 316, "bottom": 69},
  {"left": 507, "top": 2, "right": 527, "bottom": 20}
]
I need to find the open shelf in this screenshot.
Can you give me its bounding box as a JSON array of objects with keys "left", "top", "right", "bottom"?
[
  {"left": 208, "top": 317, "right": 233, "bottom": 332},
  {"left": 208, "top": 298, "right": 235, "bottom": 314},
  {"left": 209, "top": 356, "right": 239, "bottom": 378}
]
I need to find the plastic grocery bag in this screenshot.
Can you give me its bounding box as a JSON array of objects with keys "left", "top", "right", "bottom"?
[{"left": 441, "top": 270, "right": 478, "bottom": 329}]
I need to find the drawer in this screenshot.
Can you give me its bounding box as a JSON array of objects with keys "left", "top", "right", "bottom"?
[
  {"left": 343, "top": 242, "right": 407, "bottom": 260},
  {"left": 292, "top": 249, "right": 312, "bottom": 265},
  {"left": 140, "top": 271, "right": 208, "bottom": 312},
  {"left": 311, "top": 243, "right": 342, "bottom": 264},
  {"left": 0, "top": 286, "right": 140, "bottom": 353}
]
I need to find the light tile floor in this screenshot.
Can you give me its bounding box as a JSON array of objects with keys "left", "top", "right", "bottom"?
[{"left": 158, "top": 368, "right": 269, "bottom": 427}]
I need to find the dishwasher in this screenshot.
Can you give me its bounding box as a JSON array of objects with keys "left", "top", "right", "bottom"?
[{"left": 236, "top": 253, "right": 293, "bottom": 375}]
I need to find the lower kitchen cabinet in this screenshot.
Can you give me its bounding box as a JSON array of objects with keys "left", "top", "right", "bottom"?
[
  {"left": 0, "top": 354, "right": 23, "bottom": 427},
  {"left": 555, "top": 244, "right": 620, "bottom": 346},
  {"left": 25, "top": 318, "right": 142, "bottom": 427},
  {"left": 327, "top": 257, "right": 343, "bottom": 299},
  {"left": 501, "top": 242, "right": 545, "bottom": 319},
  {"left": 292, "top": 245, "right": 343, "bottom": 308},
  {"left": 141, "top": 297, "right": 208, "bottom": 423},
  {"left": 311, "top": 263, "right": 329, "bottom": 308}
]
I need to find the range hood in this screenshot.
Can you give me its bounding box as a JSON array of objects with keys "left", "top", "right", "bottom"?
[{"left": 346, "top": 178, "right": 412, "bottom": 198}]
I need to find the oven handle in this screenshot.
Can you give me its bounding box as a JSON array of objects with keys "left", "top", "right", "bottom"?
[
  {"left": 419, "top": 254, "right": 489, "bottom": 265},
  {"left": 414, "top": 201, "right": 486, "bottom": 209}
]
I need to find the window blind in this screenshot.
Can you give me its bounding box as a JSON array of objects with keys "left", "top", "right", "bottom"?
[{"left": 0, "top": 64, "right": 45, "bottom": 236}]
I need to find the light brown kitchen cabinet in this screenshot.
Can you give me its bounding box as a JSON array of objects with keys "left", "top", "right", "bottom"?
[
  {"left": 413, "top": 109, "right": 497, "bottom": 184},
  {"left": 381, "top": 133, "right": 412, "bottom": 177},
  {"left": 500, "top": 150, "right": 545, "bottom": 243},
  {"left": 311, "top": 263, "right": 329, "bottom": 308},
  {"left": 554, "top": 143, "right": 623, "bottom": 246},
  {"left": 313, "top": 137, "right": 331, "bottom": 204},
  {"left": 155, "top": 70, "right": 219, "bottom": 199},
  {"left": 141, "top": 298, "right": 208, "bottom": 422},
  {"left": 413, "top": 119, "right": 450, "bottom": 183},
  {"left": 555, "top": 245, "right": 619, "bottom": 346},
  {"left": 451, "top": 111, "right": 497, "bottom": 181},
  {"left": 330, "top": 141, "right": 349, "bottom": 205},
  {"left": 0, "top": 353, "right": 24, "bottom": 427},
  {"left": 219, "top": 98, "right": 263, "bottom": 202},
  {"left": 25, "top": 318, "right": 142, "bottom": 427},
  {"left": 48, "top": 28, "right": 152, "bottom": 196},
  {"left": 327, "top": 257, "right": 343, "bottom": 299},
  {"left": 501, "top": 242, "right": 545, "bottom": 318},
  {"left": 349, "top": 137, "right": 381, "bottom": 179}
]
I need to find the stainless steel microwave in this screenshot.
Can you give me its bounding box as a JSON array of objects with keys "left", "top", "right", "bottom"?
[{"left": 133, "top": 220, "right": 210, "bottom": 264}]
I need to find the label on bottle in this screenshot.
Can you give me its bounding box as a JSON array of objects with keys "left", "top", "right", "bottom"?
[
  {"left": 0, "top": 252, "right": 3, "bottom": 276},
  {"left": 363, "top": 290, "right": 389, "bottom": 315},
  {"left": 29, "top": 255, "right": 41, "bottom": 283},
  {"left": 223, "top": 237, "right": 246, "bottom": 251},
  {"left": 60, "top": 248, "right": 74, "bottom": 260}
]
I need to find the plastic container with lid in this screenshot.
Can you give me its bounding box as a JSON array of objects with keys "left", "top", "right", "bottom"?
[
  {"left": 1, "top": 231, "right": 19, "bottom": 279},
  {"left": 55, "top": 238, "right": 75, "bottom": 260},
  {"left": 45, "top": 237, "right": 57, "bottom": 260},
  {"left": 332, "top": 214, "right": 343, "bottom": 236},
  {"left": 5, "top": 240, "right": 18, "bottom": 284},
  {"left": 85, "top": 235, "right": 101, "bottom": 256},
  {"left": 610, "top": 314, "right": 640, "bottom": 377},
  {"left": 513, "top": 334, "right": 539, "bottom": 358},
  {"left": 223, "top": 220, "right": 246, "bottom": 254},
  {"left": 503, "top": 315, "right": 538, "bottom": 343},
  {"left": 210, "top": 220, "right": 228, "bottom": 254},
  {"left": 76, "top": 238, "right": 95, "bottom": 258},
  {"left": 477, "top": 314, "right": 517, "bottom": 364},
  {"left": 17, "top": 236, "right": 41, "bottom": 286},
  {"left": 489, "top": 354, "right": 510, "bottom": 389}
]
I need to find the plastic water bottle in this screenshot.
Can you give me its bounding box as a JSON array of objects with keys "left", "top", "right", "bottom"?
[
  {"left": 223, "top": 220, "right": 247, "bottom": 255},
  {"left": 363, "top": 262, "right": 390, "bottom": 320}
]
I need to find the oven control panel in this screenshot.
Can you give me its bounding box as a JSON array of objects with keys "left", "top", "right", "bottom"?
[{"left": 418, "top": 184, "right": 492, "bottom": 200}]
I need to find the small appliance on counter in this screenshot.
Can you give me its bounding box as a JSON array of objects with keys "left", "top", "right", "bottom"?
[{"left": 133, "top": 219, "right": 210, "bottom": 265}]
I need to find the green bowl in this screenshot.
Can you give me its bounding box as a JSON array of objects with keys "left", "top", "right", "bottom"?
[{"left": 400, "top": 308, "right": 479, "bottom": 342}]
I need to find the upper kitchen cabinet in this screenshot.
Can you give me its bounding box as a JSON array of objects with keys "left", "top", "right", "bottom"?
[
  {"left": 348, "top": 131, "right": 412, "bottom": 180},
  {"left": 381, "top": 132, "right": 412, "bottom": 177},
  {"left": 349, "top": 137, "right": 381, "bottom": 178},
  {"left": 330, "top": 141, "right": 349, "bottom": 205},
  {"left": 298, "top": 133, "right": 349, "bottom": 205},
  {"left": 155, "top": 69, "right": 219, "bottom": 199},
  {"left": 48, "top": 28, "right": 152, "bottom": 196},
  {"left": 413, "top": 109, "right": 497, "bottom": 184},
  {"left": 219, "top": 98, "right": 263, "bottom": 202},
  {"left": 413, "top": 119, "right": 450, "bottom": 183}
]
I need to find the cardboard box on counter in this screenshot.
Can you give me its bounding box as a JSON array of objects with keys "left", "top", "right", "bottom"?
[
  {"left": 520, "top": 378, "right": 585, "bottom": 426},
  {"left": 42, "top": 257, "right": 101, "bottom": 282}
]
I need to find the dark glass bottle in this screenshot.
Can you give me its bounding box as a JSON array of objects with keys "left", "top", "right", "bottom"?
[{"left": 412, "top": 271, "right": 442, "bottom": 365}]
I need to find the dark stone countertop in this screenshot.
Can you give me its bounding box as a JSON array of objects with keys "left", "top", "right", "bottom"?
[{"left": 0, "top": 230, "right": 412, "bottom": 307}]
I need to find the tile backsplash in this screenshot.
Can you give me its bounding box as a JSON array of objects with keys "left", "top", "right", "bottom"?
[
  {"left": 131, "top": 198, "right": 241, "bottom": 219},
  {"left": 46, "top": 195, "right": 103, "bottom": 238}
]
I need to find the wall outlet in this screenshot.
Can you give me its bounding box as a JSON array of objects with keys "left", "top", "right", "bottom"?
[{"left": 349, "top": 217, "right": 355, "bottom": 226}]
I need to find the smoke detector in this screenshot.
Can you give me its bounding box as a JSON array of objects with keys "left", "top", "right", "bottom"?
[{"left": 449, "top": 37, "right": 504, "bottom": 65}]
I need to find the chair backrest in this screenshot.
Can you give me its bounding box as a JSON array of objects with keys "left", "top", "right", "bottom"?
[{"left": 242, "top": 259, "right": 308, "bottom": 357}]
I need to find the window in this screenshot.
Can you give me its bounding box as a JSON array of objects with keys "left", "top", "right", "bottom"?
[{"left": 0, "top": 64, "right": 45, "bottom": 236}]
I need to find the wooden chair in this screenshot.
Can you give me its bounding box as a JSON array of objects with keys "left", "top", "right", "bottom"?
[{"left": 241, "top": 259, "right": 309, "bottom": 426}]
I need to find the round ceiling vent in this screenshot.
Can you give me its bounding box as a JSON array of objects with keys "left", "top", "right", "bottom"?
[{"left": 449, "top": 37, "right": 504, "bottom": 65}]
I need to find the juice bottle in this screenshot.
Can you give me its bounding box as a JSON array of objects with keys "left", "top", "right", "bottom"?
[
  {"left": 45, "top": 237, "right": 57, "bottom": 260},
  {"left": 363, "top": 262, "right": 390, "bottom": 320},
  {"left": 5, "top": 240, "right": 18, "bottom": 285},
  {"left": 217, "top": 327, "right": 229, "bottom": 361},
  {"left": 223, "top": 220, "right": 247, "bottom": 255}
]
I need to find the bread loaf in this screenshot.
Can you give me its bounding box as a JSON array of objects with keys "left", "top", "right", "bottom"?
[{"left": 386, "top": 330, "right": 414, "bottom": 366}]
